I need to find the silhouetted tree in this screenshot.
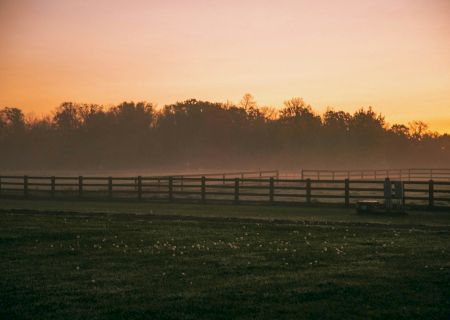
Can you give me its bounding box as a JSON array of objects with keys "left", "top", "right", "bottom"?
[{"left": 0, "top": 97, "right": 448, "bottom": 172}]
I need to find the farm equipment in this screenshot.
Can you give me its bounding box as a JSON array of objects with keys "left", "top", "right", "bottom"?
[{"left": 357, "top": 179, "right": 404, "bottom": 214}]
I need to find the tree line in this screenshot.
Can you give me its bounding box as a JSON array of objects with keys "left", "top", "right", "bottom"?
[{"left": 1, "top": 94, "right": 449, "bottom": 172}]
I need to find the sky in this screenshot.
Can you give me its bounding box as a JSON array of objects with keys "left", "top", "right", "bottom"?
[{"left": 1, "top": 0, "right": 449, "bottom": 132}]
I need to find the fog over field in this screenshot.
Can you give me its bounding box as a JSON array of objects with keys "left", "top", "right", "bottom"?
[{"left": 1, "top": 96, "right": 449, "bottom": 175}]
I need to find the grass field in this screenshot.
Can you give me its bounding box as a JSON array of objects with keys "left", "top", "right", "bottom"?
[{"left": 0, "top": 200, "right": 449, "bottom": 319}]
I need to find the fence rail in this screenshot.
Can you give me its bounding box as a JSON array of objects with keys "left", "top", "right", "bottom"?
[
  {"left": 166, "top": 170, "right": 279, "bottom": 179},
  {"left": 0, "top": 175, "right": 449, "bottom": 209},
  {"left": 301, "top": 168, "right": 450, "bottom": 181}
]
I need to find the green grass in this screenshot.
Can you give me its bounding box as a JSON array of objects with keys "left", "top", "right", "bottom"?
[
  {"left": 1, "top": 199, "right": 450, "bottom": 226},
  {"left": 0, "top": 200, "right": 449, "bottom": 319}
]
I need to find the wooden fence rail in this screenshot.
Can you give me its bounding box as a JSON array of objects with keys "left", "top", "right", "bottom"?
[
  {"left": 0, "top": 175, "right": 449, "bottom": 209},
  {"left": 301, "top": 168, "right": 450, "bottom": 181},
  {"left": 169, "top": 170, "right": 279, "bottom": 179}
]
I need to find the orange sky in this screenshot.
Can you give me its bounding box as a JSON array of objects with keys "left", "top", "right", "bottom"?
[{"left": 1, "top": 0, "right": 449, "bottom": 133}]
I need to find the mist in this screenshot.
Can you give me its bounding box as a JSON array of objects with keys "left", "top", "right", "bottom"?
[{"left": 1, "top": 95, "right": 449, "bottom": 176}]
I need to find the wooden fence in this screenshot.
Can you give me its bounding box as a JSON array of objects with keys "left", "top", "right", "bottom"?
[
  {"left": 167, "top": 170, "right": 279, "bottom": 180},
  {"left": 0, "top": 175, "right": 449, "bottom": 209},
  {"left": 301, "top": 168, "right": 450, "bottom": 181}
]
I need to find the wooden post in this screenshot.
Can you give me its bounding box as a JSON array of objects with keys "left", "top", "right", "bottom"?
[
  {"left": 306, "top": 178, "right": 311, "bottom": 204},
  {"left": 428, "top": 180, "right": 434, "bottom": 209},
  {"left": 0, "top": 176, "right": 2, "bottom": 198},
  {"left": 344, "top": 178, "right": 350, "bottom": 207},
  {"left": 24, "top": 175, "right": 28, "bottom": 198},
  {"left": 137, "top": 176, "right": 142, "bottom": 200},
  {"left": 78, "top": 176, "right": 83, "bottom": 198},
  {"left": 384, "top": 178, "right": 392, "bottom": 211},
  {"left": 51, "top": 176, "right": 56, "bottom": 199},
  {"left": 269, "top": 177, "right": 274, "bottom": 203},
  {"left": 301, "top": 170, "right": 304, "bottom": 180},
  {"left": 108, "top": 177, "right": 113, "bottom": 199},
  {"left": 168, "top": 177, "right": 173, "bottom": 202},
  {"left": 201, "top": 176, "right": 206, "bottom": 203},
  {"left": 234, "top": 178, "right": 239, "bottom": 204},
  {"left": 402, "top": 181, "right": 406, "bottom": 208}
]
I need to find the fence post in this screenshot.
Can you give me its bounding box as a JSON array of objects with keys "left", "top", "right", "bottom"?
[
  {"left": 344, "top": 178, "right": 350, "bottom": 207},
  {"left": 401, "top": 181, "right": 406, "bottom": 208},
  {"left": 301, "top": 170, "right": 304, "bottom": 180},
  {"left": 428, "top": 180, "right": 434, "bottom": 209},
  {"left": 51, "top": 176, "right": 55, "bottom": 199},
  {"left": 108, "top": 177, "right": 113, "bottom": 199},
  {"left": 201, "top": 176, "right": 206, "bottom": 203},
  {"left": 0, "top": 176, "right": 2, "bottom": 198},
  {"left": 269, "top": 177, "right": 274, "bottom": 203},
  {"left": 234, "top": 178, "right": 239, "bottom": 204},
  {"left": 168, "top": 177, "right": 173, "bottom": 202},
  {"left": 137, "top": 176, "right": 142, "bottom": 201},
  {"left": 78, "top": 176, "right": 83, "bottom": 198},
  {"left": 306, "top": 178, "right": 311, "bottom": 204},
  {"left": 24, "top": 175, "right": 28, "bottom": 198},
  {"left": 384, "top": 178, "right": 392, "bottom": 211}
]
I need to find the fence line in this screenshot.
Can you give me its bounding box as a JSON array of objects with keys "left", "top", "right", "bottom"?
[
  {"left": 301, "top": 168, "right": 450, "bottom": 181},
  {"left": 166, "top": 170, "right": 279, "bottom": 179},
  {"left": 0, "top": 175, "right": 449, "bottom": 209},
  {"left": 162, "top": 170, "right": 279, "bottom": 188}
]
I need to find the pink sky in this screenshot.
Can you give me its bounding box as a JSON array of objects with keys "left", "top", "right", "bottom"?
[{"left": 1, "top": 0, "right": 449, "bottom": 132}]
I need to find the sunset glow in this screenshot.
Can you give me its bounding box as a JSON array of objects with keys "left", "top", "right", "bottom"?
[{"left": 1, "top": 0, "right": 449, "bottom": 132}]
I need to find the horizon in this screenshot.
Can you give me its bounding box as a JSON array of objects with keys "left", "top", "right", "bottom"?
[
  {"left": 9, "top": 96, "right": 450, "bottom": 134},
  {"left": 1, "top": 0, "right": 449, "bottom": 133}
]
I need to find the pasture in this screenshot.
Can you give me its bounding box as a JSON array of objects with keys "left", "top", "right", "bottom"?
[{"left": 0, "top": 201, "right": 449, "bottom": 319}]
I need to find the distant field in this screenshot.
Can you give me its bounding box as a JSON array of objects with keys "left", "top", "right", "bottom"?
[{"left": 0, "top": 201, "right": 449, "bottom": 319}]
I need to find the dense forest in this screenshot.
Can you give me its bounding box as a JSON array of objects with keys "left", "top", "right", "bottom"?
[{"left": 1, "top": 95, "right": 449, "bottom": 173}]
